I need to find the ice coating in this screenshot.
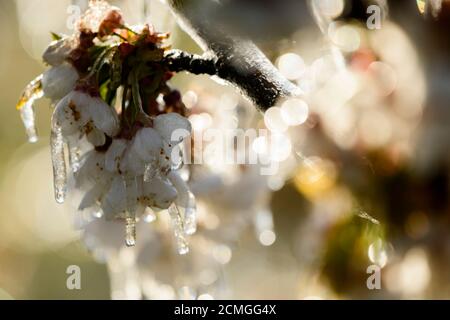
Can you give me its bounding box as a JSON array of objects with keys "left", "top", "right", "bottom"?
[{"left": 17, "top": 75, "right": 44, "bottom": 143}]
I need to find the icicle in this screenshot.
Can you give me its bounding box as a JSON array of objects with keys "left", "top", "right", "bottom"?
[
  {"left": 125, "top": 217, "right": 137, "bottom": 247},
  {"left": 16, "top": 75, "right": 44, "bottom": 143},
  {"left": 183, "top": 191, "right": 197, "bottom": 235},
  {"left": 50, "top": 125, "right": 67, "bottom": 204},
  {"left": 124, "top": 176, "right": 138, "bottom": 247},
  {"left": 167, "top": 171, "right": 197, "bottom": 235},
  {"left": 168, "top": 204, "right": 189, "bottom": 255},
  {"left": 66, "top": 136, "right": 81, "bottom": 173}
]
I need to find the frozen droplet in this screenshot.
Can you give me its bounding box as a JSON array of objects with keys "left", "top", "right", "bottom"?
[
  {"left": 168, "top": 204, "right": 189, "bottom": 255},
  {"left": 125, "top": 217, "right": 137, "bottom": 247},
  {"left": 184, "top": 191, "right": 197, "bottom": 235},
  {"left": 50, "top": 125, "right": 67, "bottom": 204},
  {"left": 17, "top": 75, "right": 44, "bottom": 143}
]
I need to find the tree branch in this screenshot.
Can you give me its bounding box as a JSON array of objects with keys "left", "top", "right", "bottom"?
[
  {"left": 164, "top": 49, "right": 218, "bottom": 75},
  {"left": 166, "top": 0, "right": 301, "bottom": 112}
]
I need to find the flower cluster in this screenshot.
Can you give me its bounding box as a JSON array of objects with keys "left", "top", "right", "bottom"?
[{"left": 17, "top": 0, "right": 196, "bottom": 251}]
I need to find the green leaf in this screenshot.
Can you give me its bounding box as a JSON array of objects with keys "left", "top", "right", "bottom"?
[{"left": 50, "top": 32, "right": 63, "bottom": 41}]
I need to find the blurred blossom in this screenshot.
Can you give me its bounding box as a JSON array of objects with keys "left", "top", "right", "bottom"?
[
  {"left": 329, "top": 24, "right": 361, "bottom": 53},
  {"left": 277, "top": 53, "right": 306, "bottom": 81},
  {"left": 311, "top": 0, "right": 345, "bottom": 19},
  {"left": 264, "top": 107, "right": 289, "bottom": 133},
  {"left": 182, "top": 91, "right": 198, "bottom": 110},
  {"left": 280, "top": 98, "right": 309, "bottom": 127},
  {"left": 385, "top": 248, "right": 431, "bottom": 298},
  {"left": 368, "top": 238, "right": 391, "bottom": 268},
  {"left": 293, "top": 157, "right": 337, "bottom": 199}
]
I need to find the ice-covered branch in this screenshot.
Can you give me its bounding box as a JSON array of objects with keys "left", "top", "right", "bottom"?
[{"left": 166, "top": 0, "right": 301, "bottom": 112}]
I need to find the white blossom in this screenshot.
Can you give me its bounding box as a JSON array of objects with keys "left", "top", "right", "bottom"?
[
  {"left": 43, "top": 37, "right": 75, "bottom": 66},
  {"left": 52, "top": 90, "right": 119, "bottom": 142},
  {"left": 42, "top": 62, "right": 79, "bottom": 102}
]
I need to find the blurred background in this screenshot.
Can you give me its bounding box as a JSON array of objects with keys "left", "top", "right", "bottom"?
[{"left": 0, "top": 0, "right": 449, "bottom": 300}]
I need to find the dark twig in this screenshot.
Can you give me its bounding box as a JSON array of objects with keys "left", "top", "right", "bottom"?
[{"left": 164, "top": 49, "right": 218, "bottom": 75}]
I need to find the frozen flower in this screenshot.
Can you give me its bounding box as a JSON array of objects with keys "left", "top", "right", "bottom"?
[
  {"left": 43, "top": 37, "right": 76, "bottom": 66},
  {"left": 120, "top": 113, "right": 192, "bottom": 176},
  {"left": 52, "top": 90, "right": 119, "bottom": 144},
  {"left": 17, "top": 0, "right": 198, "bottom": 252},
  {"left": 42, "top": 62, "right": 79, "bottom": 102}
]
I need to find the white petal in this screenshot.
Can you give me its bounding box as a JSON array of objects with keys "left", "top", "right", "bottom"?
[
  {"left": 120, "top": 147, "right": 146, "bottom": 176},
  {"left": 101, "top": 176, "right": 127, "bottom": 219},
  {"left": 42, "top": 63, "right": 78, "bottom": 101},
  {"left": 75, "top": 150, "right": 108, "bottom": 188},
  {"left": 82, "top": 218, "right": 127, "bottom": 254},
  {"left": 141, "top": 177, "right": 178, "bottom": 209},
  {"left": 79, "top": 183, "right": 106, "bottom": 211},
  {"left": 43, "top": 38, "right": 74, "bottom": 66},
  {"left": 153, "top": 113, "right": 192, "bottom": 145},
  {"left": 105, "top": 139, "right": 128, "bottom": 173},
  {"left": 132, "top": 128, "right": 163, "bottom": 162},
  {"left": 87, "top": 97, "right": 120, "bottom": 136},
  {"left": 86, "top": 125, "right": 106, "bottom": 147},
  {"left": 52, "top": 91, "right": 90, "bottom": 136}
]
